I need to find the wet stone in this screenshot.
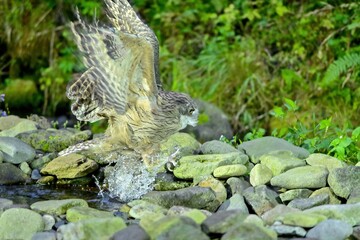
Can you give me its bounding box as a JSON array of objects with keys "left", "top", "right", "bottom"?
[
  {"left": 0, "top": 163, "right": 29, "bottom": 184},
  {"left": 66, "top": 206, "right": 114, "bottom": 222},
  {"left": 30, "top": 199, "right": 88, "bottom": 215}
]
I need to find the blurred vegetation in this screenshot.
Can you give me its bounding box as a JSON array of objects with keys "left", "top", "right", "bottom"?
[{"left": 1, "top": 0, "right": 360, "bottom": 161}]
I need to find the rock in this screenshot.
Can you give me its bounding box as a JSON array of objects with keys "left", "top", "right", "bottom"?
[
  {"left": 226, "top": 177, "right": 251, "bottom": 195},
  {"left": 143, "top": 215, "right": 209, "bottom": 240},
  {"left": 348, "top": 187, "right": 360, "bottom": 204},
  {"left": 303, "top": 202, "right": 360, "bottom": 226},
  {"left": 306, "top": 153, "right": 347, "bottom": 171},
  {"left": 183, "top": 99, "right": 233, "bottom": 142},
  {"left": 31, "top": 199, "right": 88, "bottom": 215},
  {"left": 31, "top": 169, "right": 42, "bottom": 180},
  {"left": 353, "top": 226, "right": 360, "bottom": 240},
  {"left": 0, "top": 163, "right": 29, "bottom": 184},
  {"left": 201, "top": 210, "right": 248, "bottom": 234},
  {"left": 154, "top": 173, "right": 192, "bottom": 191},
  {"left": 174, "top": 152, "right": 248, "bottom": 180},
  {"left": 277, "top": 212, "right": 327, "bottom": 228},
  {"left": 221, "top": 222, "right": 277, "bottom": 240},
  {"left": 30, "top": 153, "right": 57, "bottom": 169},
  {"left": 260, "top": 151, "right": 306, "bottom": 175},
  {"left": 218, "top": 193, "right": 249, "bottom": 214},
  {"left": 66, "top": 206, "right": 114, "bottom": 222},
  {"left": 243, "top": 185, "right": 279, "bottom": 215},
  {"left": 31, "top": 231, "right": 57, "bottom": 240},
  {"left": 279, "top": 189, "right": 313, "bottom": 202},
  {"left": 328, "top": 166, "right": 360, "bottom": 198},
  {"left": 243, "top": 214, "right": 265, "bottom": 227},
  {"left": 167, "top": 206, "right": 209, "bottom": 224},
  {"left": 142, "top": 186, "right": 219, "bottom": 212},
  {"left": 261, "top": 205, "right": 300, "bottom": 225},
  {"left": 213, "top": 164, "right": 248, "bottom": 178},
  {"left": 287, "top": 193, "right": 330, "bottom": 210},
  {"left": 200, "top": 140, "right": 240, "bottom": 154},
  {"left": 249, "top": 164, "right": 273, "bottom": 186},
  {"left": 20, "top": 162, "right": 32, "bottom": 175},
  {"left": 198, "top": 176, "right": 227, "bottom": 204},
  {"left": 37, "top": 176, "right": 55, "bottom": 185},
  {"left": 0, "top": 151, "right": 3, "bottom": 163},
  {"left": 0, "top": 119, "right": 38, "bottom": 137},
  {"left": 42, "top": 214, "right": 56, "bottom": 230},
  {"left": 56, "top": 177, "right": 92, "bottom": 185},
  {"left": 41, "top": 153, "right": 98, "bottom": 179},
  {"left": 270, "top": 222, "right": 306, "bottom": 237},
  {"left": 128, "top": 200, "right": 167, "bottom": 219},
  {"left": 306, "top": 219, "right": 353, "bottom": 240},
  {"left": 310, "top": 187, "right": 341, "bottom": 204},
  {"left": 57, "top": 217, "right": 126, "bottom": 240},
  {"left": 238, "top": 136, "right": 309, "bottom": 163},
  {"left": 270, "top": 166, "right": 328, "bottom": 189},
  {"left": 0, "top": 198, "right": 13, "bottom": 211},
  {"left": 0, "top": 137, "right": 36, "bottom": 164},
  {"left": 0, "top": 115, "right": 23, "bottom": 130},
  {"left": 160, "top": 132, "right": 201, "bottom": 157},
  {"left": 17, "top": 128, "right": 92, "bottom": 152},
  {"left": 0, "top": 208, "right": 45, "bottom": 240},
  {"left": 111, "top": 224, "right": 150, "bottom": 240}
]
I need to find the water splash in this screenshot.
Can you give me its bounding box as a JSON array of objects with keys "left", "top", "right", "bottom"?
[{"left": 105, "top": 152, "right": 167, "bottom": 202}]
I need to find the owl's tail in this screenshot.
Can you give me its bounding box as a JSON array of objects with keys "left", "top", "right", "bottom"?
[{"left": 58, "top": 139, "right": 100, "bottom": 156}]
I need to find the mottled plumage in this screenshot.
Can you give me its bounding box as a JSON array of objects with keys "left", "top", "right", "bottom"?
[{"left": 60, "top": 0, "right": 198, "bottom": 157}]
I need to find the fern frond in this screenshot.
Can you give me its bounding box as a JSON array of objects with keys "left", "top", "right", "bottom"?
[{"left": 322, "top": 53, "right": 360, "bottom": 85}]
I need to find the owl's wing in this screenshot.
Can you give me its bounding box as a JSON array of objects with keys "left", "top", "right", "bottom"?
[
  {"left": 67, "top": 9, "right": 158, "bottom": 122},
  {"left": 104, "top": 0, "right": 162, "bottom": 89}
]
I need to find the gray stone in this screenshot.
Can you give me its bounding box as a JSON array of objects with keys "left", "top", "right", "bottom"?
[
  {"left": 57, "top": 217, "right": 126, "bottom": 240},
  {"left": 31, "top": 169, "right": 42, "bottom": 180},
  {"left": 41, "top": 153, "right": 98, "bottom": 179},
  {"left": 348, "top": 187, "right": 360, "bottom": 204},
  {"left": 261, "top": 205, "right": 301, "bottom": 225},
  {"left": 218, "top": 193, "right": 249, "bottom": 214},
  {"left": 270, "top": 222, "right": 306, "bottom": 237},
  {"left": 260, "top": 151, "right": 306, "bottom": 176},
  {"left": 306, "top": 153, "right": 347, "bottom": 171},
  {"left": 0, "top": 198, "right": 13, "bottom": 211},
  {"left": 201, "top": 210, "right": 248, "bottom": 234},
  {"left": 353, "top": 225, "right": 360, "bottom": 240},
  {"left": 0, "top": 208, "right": 45, "bottom": 240},
  {"left": 213, "top": 164, "right": 248, "bottom": 178},
  {"left": 142, "top": 215, "right": 209, "bottom": 240},
  {"left": 31, "top": 231, "right": 57, "bottom": 240},
  {"left": 111, "top": 224, "right": 150, "bottom": 240},
  {"left": 17, "top": 128, "right": 92, "bottom": 152},
  {"left": 31, "top": 199, "right": 88, "bottom": 215},
  {"left": 288, "top": 193, "right": 330, "bottom": 210},
  {"left": 270, "top": 166, "right": 328, "bottom": 189},
  {"left": 200, "top": 140, "right": 240, "bottom": 154},
  {"left": 306, "top": 219, "right": 353, "bottom": 240},
  {"left": 0, "top": 137, "right": 36, "bottom": 164},
  {"left": 0, "top": 163, "right": 29, "bottom": 184},
  {"left": 142, "top": 186, "right": 219, "bottom": 212},
  {"left": 0, "top": 119, "right": 38, "bottom": 137},
  {"left": 66, "top": 206, "right": 114, "bottom": 222},
  {"left": 183, "top": 99, "right": 233, "bottom": 142},
  {"left": 42, "top": 214, "right": 55, "bottom": 230},
  {"left": 303, "top": 202, "right": 360, "bottom": 226},
  {"left": 30, "top": 153, "right": 57, "bottom": 169},
  {"left": 174, "top": 152, "right": 248, "bottom": 180},
  {"left": 250, "top": 163, "right": 273, "bottom": 186},
  {"left": 160, "top": 132, "right": 201, "bottom": 157},
  {"left": 221, "top": 222, "right": 277, "bottom": 240},
  {"left": 279, "top": 189, "right": 313, "bottom": 202},
  {"left": 238, "top": 136, "right": 309, "bottom": 163},
  {"left": 0, "top": 115, "right": 23, "bottom": 130},
  {"left": 20, "top": 162, "right": 32, "bottom": 175},
  {"left": 226, "top": 177, "right": 251, "bottom": 195},
  {"left": 0, "top": 151, "right": 3, "bottom": 163},
  {"left": 128, "top": 200, "right": 167, "bottom": 219},
  {"left": 310, "top": 187, "right": 341, "bottom": 204},
  {"left": 328, "top": 166, "right": 360, "bottom": 198},
  {"left": 243, "top": 185, "right": 279, "bottom": 215}
]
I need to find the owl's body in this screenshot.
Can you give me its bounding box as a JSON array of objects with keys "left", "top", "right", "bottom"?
[{"left": 60, "top": 0, "right": 198, "bottom": 157}]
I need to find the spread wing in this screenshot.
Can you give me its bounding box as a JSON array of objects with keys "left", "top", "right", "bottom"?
[{"left": 67, "top": 1, "right": 159, "bottom": 122}]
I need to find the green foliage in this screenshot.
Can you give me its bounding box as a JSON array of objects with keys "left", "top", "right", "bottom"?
[{"left": 269, "top": 98, "right": 360, "bottom": 164}]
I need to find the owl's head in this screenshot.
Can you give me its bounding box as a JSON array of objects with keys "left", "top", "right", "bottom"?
[{"left": 175, "top": 94, "right": 199, "bottom": 129}]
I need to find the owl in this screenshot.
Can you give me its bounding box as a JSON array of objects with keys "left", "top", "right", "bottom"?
[{"left": 60, "top": 0, "right": 198, "bottom": 159}]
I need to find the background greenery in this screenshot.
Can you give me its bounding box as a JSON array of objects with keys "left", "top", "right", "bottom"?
[{"left": 0, "top": 0, "right": 360, "bottom": 162}]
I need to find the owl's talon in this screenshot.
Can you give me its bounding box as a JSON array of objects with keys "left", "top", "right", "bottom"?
[{"left": 165, "top": 161, "right": 175, "bottom": 172}]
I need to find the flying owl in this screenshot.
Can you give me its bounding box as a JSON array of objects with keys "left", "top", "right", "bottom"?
[{"left": 60, "top": 0, "right": 198, "bottom": 159}]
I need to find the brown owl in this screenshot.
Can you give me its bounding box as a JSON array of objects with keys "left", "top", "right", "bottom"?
[{"left": 60, "top": 0, "right": 198, "bottom": 160}]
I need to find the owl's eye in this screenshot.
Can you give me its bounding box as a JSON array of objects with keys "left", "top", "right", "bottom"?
[{"left": 189, "top": 108, "right": 195, "bottom": 114}]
